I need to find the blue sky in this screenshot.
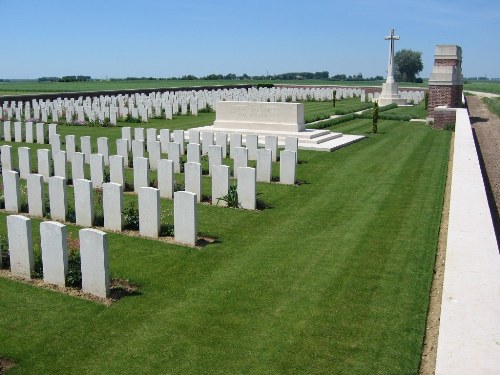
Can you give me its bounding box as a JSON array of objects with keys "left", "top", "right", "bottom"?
[{"left": 1, "top": 0, "right": 499, "bottom": 79}]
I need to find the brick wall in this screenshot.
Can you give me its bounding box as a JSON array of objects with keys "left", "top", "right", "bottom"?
[{"left": 433, "top": 109, "right": 456, "bottom": 129}]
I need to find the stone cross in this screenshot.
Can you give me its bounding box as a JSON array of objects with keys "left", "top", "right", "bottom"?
[{"left": 384, "top": 28, "right": 400, "bottom": 84}]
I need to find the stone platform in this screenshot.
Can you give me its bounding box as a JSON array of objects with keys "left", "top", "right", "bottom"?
[{"left": 186, "top": 125, "right": 365, "bottom": 152}]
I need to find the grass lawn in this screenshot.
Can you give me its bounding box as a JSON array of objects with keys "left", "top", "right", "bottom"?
[
  {"left": 0, "top": 79, "right": 429, "bottom": 96},
  {"left": 463, "top": 81, "right": 500, "bottom": 95},
  {"left": 383, "top": 102, "right": 428, "bottom": 119},
  {"left": 482, "top": 97, "right": 500, "bottom": 117},
  {"left": 0, "top": 109, "right": 451, "bottom": 374}
]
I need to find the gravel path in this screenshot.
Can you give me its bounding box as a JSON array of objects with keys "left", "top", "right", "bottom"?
[{"left": 467, "top": 96, "right": 500, "bottom": 223}]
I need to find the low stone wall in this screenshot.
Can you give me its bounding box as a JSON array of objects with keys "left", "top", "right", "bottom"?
[{"left": 435, "top": 108, "right": 500, "bottom": 374}]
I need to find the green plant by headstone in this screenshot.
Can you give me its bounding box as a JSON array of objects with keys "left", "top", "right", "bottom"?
[
  {"left": 332, "top": 90, "right": 336, "bottom": 107},
  {"left": 424, "top": 91, "right": 429, "bottom": 110}
]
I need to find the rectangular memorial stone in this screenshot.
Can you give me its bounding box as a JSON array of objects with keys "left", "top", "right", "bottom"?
[
  {"left": 280, "top": 150, "right": 296, "bottom": 185},
  {"left": 48, "top": 176, "right": 67, "bottom": 222},
  {"left": 134, "top": 127, "right": 144, "bottom": 141},
  {"left": 97, "top": 137, "right": 109, "bottom": 166},
  {"left": 133, "top": 157, "right": 149, "bottom": 192},
  {"left": 80, "top": 228, "right": 109, "bottom": 298},
  {"left": 109, "top": 155, "right": 124, "bottom": 186},
  {"left": 36, "top": 122, "right": 45, "bottom": 144},
  {"left": 285, "top": 136, "right": 298, "bottom": 162},
  {"left": 189, "top": 130, "right": 200, "bottom": 144},
  {"left": 166, "top": 142, "right": 181, "bottom": 173},
  {"left": 257, "top": 148, "right": 272, "bottom": 182},
  {"left": 173, "top": 130, "right": 185, "bottom": 155},
  {"left": 1, "top": 145, "right": 12, "bottom": 171},
  {"left": 53, "top": 150, "right": 67, "bottom": 179},
  {"left": 37, "top": 149, "right": 51, "bottom": 182},
  {"left": 116, "top": 138, "right": 129, "bottom": 167},
  {"left": 237, "top": 167, "right": 256, "bottom": 210},
  {"left": 265, "top": 135, "right": 278, "bottom": 162},
  {"left": 90, "top": 154, "right": 105, "bottom": 189},
  {"left": 159, "top": 129, "right": 170, "bottom": 154},
  {"left": 71, "top": 152, "right": 85, "bottom": 181},
  {"left": 27, "top": 173, "right": 45, "bottom": 216},
  {"left": 3, "top": 170, "right": 20, "bottom": 212},
  {"left": 229, "top": 133, "right": 242, "bottom": 158},
  {"left": 215, "top": 132, "right": 228, "bottom": 158},
  {"left": 103, "top": 182, "right": 123, "bottom": 231},
  {"left": 157, "top": 159, "right": 174, "bottom": 199},
  {"left": 212, "top": 164, "right": 230, "bottom": 206},
  {"left": 65, "top": 135, "right": 76, "bottom": 162},
  {"left": 80, "top": 136, "right": 92, "bottom": 164},
  {"left": 7, "top": 215, "right": 33, "bottom": 279},
  {"left": 187, "top": 143, "right": 201, "bottom": 164},
  {"left": 138, "top": 187, "right": 160, "bottom": 238},
  {"left": 148, "top": 140, "right": 161, "bottom": 171},
  {"left": 14, "top": 121, "right": 23, "bottom": 142},
  {"left": 18, "top": 147, "right": 31, "bottom": 179},
  {"left": 184, "top": 162, "right": 202, "bottom": 203},
  {"left": 174, "top": 191, "right": 197, "bottom": 246},
  {"left": 4, "top": 121, "right": 12, "bottom": 141},
  {"left": 208, "top": 145, "right": 222, "bottom": 176},
  {"left": 40, "top": 221, "right": 68, "bottom": 287},
  {"left": 74, "top": 179, "right": 94, "bottom": 227},
  {"left": 146, "top": 128, "right": 157, "bottom": 149},
  {"left": 25, "top": 122, "right": 34, "bottom": 143},
  {"left": 201, "top": 131, "right": 214, "bottom": 155},
  {"left": 132, "top": 139, "right": 145, "bottom": 159},
  {"left": 121, "top": 127, "right": 132, "bottom": 150},
  {"left": 233, "top": 147, "right": 248, "bottom": 178}
]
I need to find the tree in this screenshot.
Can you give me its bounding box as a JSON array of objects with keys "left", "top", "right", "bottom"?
[
  {"left": 372, "top": 102, "right": 379, "bottom": 134},
  {"left": 332, "top": 90, "right": 336, "bottom": 107},
  {"left": 394, "top": 49, "right": 423, "bottom": 82}
]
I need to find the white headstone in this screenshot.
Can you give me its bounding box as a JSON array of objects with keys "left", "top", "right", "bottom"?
[
  {"left": 27, "top": 173, "right": 45, "bottom": 217},
  {"left": 49, "top": 176, "right": 67, "bottom": 222},
  {"left": 40, "top": 221, "right": 68, "bottom": 287},
  {"left": 257, "top": 149, "right": 272, "bottom": 183},
  {"left": 229, "top": 133, "right": 242, "bottom": 158},
  {"left": 280, "top": 150, "right": 296, "bottom": 185},
  {"left": 53, "top": 150, "right": 67, "bottom": 179},
  {"left": 264, "top": 135, "right": 278, "bottom": 162},
  {"left": 90, "top": 154, "right": 105, "bottom": 189},
  {"left": 7, "top": 215, "right": 33, "bottom": 279},
  {"left": 215, "top": 132, "right": 228, "bottom": 158},
  {"left": 80, "top": 136, "right": 92, "bottom": 164},
  {"left": 133, "top": 157, "right": 150, "bottom": 192},
  {"left": 80, "top": 228, "right": 109, "bottom": 298},
  {"left": 173, "top": 130, "right": 185, "bottom": 155},
  {"left": 166, "top": 142, "right": 181, "bottom": 173},
  {"left": 103, "top": 182, "right": 123, "bottom": 231},
  {"left": 71, "top": 152, "right": 85, "bottom": 181},
  {"left": 157, "top": 159, "right": 174, "bottom": 199},
  {"left": 187, "top": 143, "right": 201, "bottom": 164},
  {"left": 246, "top": 134, "right": 259, "bottom": 161},
  {"left": 36, "top": 122, "right": 44, "bottom": 144},
  {"left": 237, "top": 167, "right": 256, "bottom": 210},
  {"left": 201, "top": 131, "right": 214, "bottom": 155},
  {"left": 74, "top": 179, "right": 94, "bottom": 227},
  {"left": 3, "top": 170, "right": 20, "bottom": 212},
  {"left": 148, "top": 140, "right": 161, "bottom": 171},
  {"left": 132, "top": 139, "right": 145, "bottom": 159},
  {"left": 208, "top": 145, "right": 222, "bottom": 176},
  {"left": 18, "top": 147, "right": 31, "bottom": 179},
  {"left": 159, "top": 129, "right": 170, "bottom": 153},
  {"left": 109, "top": 155, "right": 125, "bottom": 186},
  {"left": 212, "top": 164, "right": 230, "bottom": 206},
  {"left": 174, "top": 191, "right": 197, "bottom": 246},
  {"left": 184, "top": 162, "right": 202, "bottom": 203},
  {"left": 1, "top": 144, "right": 12, "bottom": 171},
  {"left": 138, "top": 187, "right": 160, "bottom": 238},
  {"left": 97, "top": 137, "right": 109, "bottom": 166},
  {"left": 233, "top": 147, "right": 248, "bottom": 178}
]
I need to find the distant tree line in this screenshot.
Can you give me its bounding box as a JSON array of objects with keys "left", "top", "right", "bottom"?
[
  {"left": 38, "top": 76, "right": 92, "bottom": 82},
  {"left": 162, "top": 71, "right": 385, "bottom": 81}
]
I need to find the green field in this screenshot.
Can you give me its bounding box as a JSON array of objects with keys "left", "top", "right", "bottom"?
[
  {"left": 0, "top": 103, "right": 451, "bottom": 374},
  {"left": 0, "top": 79, "right": 428, "bottom": 96},
  {"left": 463, "top": 81, "right": 500, "bottom": 95}
]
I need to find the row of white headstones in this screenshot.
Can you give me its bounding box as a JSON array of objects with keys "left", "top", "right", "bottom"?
[
  {"left": 0, "top": 122, "right": 298, "bottom": 239},
  {"left": 1, "top": 86, "right": 373, "bottom": 124},
  {"left": 2, "top": 215, "right": 109, "bottom": 298}
]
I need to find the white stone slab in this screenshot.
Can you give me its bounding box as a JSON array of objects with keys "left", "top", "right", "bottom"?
[
  {"left": 160, "top": 129, "right": 171, "bottom": 153},
  {"left": 166, "top": 142, "right": 181, "bottom": 173},
  {"left": 184, "top": 162, "right": 202, "bottom": 203},
  {"left": 40, "top": 221, "right": 68, "bottom": 287},
  {"left": 174, "top": 191, "right": 197, "bottom": 246},
  {"left": 133, "top": 157, "right": 149, "bottom": 192},
  {"left": 132, "top": 139, "right": 145, "bottom": 159},
  {"left": 79, "top": 228, "right": 109, "bottom": 298},
  {"left": 265, "top": 135, "right": 278, "bottom": 162},
  {"left": 116, "top": 138, "right": 129, "bottom": 167},
  {"left": 233, "top": 147, "right": 247, "bottom": 178},
  {"left": 187, "top": 143, "right": 201, "bottom": 164},
  {"left": 121, "top": 127, "right": 132, "bottom": 150},
  {"left": 103, "top": 182, "right": 123, "bottom": 231},
  {"left": 90, "top": 153, "right": 105, "bottom": 189},
  {"left": 148, "top": 140, "right": 161, "bottom": 171},
  {"left": 257, "top": 148, "right": 272, "bottom": 183},
  {"left": 65, "top": 135, "right": 76, "bottom": 162},
  {"left": 18, "top": 147, "right": 31, "bottom": 179},
  {"left": 246, "top": 134, "right": 259, "bottom": 161},
  {"left": 212, "top": 164, "right": 230, "bottom": 206},
  {"left": 36, "top": 122, "right": 44, "bottom": 144},
  {"left": 80, "top": 136, "right": 92, "bottom": 164},
  {"left": 53, "top": 150, "right": 67, "bottom": 179},
  {"left": 237, "top": 167, "right": 256, "bottom": 210},
  {"left": 189, "top": 130, "right": 200, "bottom": 144},
  {"left": 48, "top": 176, "right": 67, "bottom": 222},
  {"left": 280, "top": 150, "right": 296, "bottom": 185},
  {"left": 71, "top": 152, "right": 85, "bottom": 181},
  {"left": 74, "top": 179, "right": 94, "bottom": 227},
  {"left": 134, "top": 127, "right": 144, "bottom": 141},
  {"left": 138, "top": 187, "right": 160, "bottom": 238},
  {"left": 7, "top": 215, "right": 33, "bottom": 279},
  {"left": 27, "top": 173, "right": 45, "bottom": 217},
  {"left": 173, "top": 130, "right": 185, "bottom": 155},
  {"left": 157, "top": 158, "right": 174, "bottom": 199},
  {"left": 229, "top": 133, "right": 242, "bottom": 158},
  {"left": 3, "top": 170, "right": 20, "bottom": 212},
  {"left": 1, "top": 145, "right": 12, "bottom": 171},
  {"left": 25, "top": 122, "right": 34, "bottom": 143},
  {"left": 109, "top": 155, "right": 124, "bottom": 186},
  {"left": 201, "top": 131, "right": 214, "bottom": 155},
  {"left": 97, "top": 137, "right": 109, "bottom": 166}
]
